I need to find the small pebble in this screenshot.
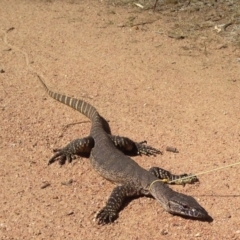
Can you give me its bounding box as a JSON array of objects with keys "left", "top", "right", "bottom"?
[
  {"left": 161, "top": 229, "right": 168, "bottom": 235},
  {"left": 41, "top": 182, "right": 50, "bottom": 189},
  {"left": 195, "top": 232, "right": 201, "bottom": 237},
  {"left": 66, "top": 211, "right": 74, "bottom": 216},
  {"left": 166, "top": 146, "right": 179, "bottom": 153}
]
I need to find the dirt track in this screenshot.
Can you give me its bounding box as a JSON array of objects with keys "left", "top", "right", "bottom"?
[{"left": 1, "top": 0, "right": 240, "bottom": 239}]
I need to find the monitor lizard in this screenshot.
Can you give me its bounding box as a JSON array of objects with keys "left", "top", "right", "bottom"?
[{"left": 37, "top": 74, "right": 211, "bottom": 224}]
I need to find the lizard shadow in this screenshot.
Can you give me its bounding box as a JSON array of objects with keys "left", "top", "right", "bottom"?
[{"left": 198, "top": 194, "right": 240, "bottom": 198}]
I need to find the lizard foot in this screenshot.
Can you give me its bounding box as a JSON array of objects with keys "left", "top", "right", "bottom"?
[
  {"left": 47, "top": 137, "right": 93, "bottom": 165},
  {"left": 149, "top": 167, "right": 199, "bottom": 186},
  {"left": 48, "top": 148, "right": 77, "bottom": 165},
  {"left": 173, "top": 173, "right": 199, "bottom": 185},
  {"left": 136, "top": 141, "right": 162, "bottom": 156},
  {"left": 96, "top": 208, "right": 118, "bottom": 225}
]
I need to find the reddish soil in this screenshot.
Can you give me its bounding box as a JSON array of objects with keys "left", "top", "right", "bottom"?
[{"left": 1, "top": 0, "right": 240, "bottom": 239}]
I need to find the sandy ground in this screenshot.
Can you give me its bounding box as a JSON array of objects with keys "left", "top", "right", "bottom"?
[{"left": 1, "top": 0, "right": 240, "bottom": 239}]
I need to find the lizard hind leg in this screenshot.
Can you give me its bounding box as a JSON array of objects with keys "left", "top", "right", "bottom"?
[
  {"left": 47, "top": 136, "right": 94, "bottom": 165},
  {"left": 109, "top": 135, "right": 162, "bottom": 156}
]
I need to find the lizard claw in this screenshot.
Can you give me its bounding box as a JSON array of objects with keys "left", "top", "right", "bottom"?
[{"left": 48, "top": 148, "right": 76, "bottom": 165}]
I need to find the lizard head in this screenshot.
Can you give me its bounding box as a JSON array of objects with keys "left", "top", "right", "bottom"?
[
  {"left": 149, "top": 182, "right": 212, "bottom": 221},
  {"left": 167, "top": 192, "right": 212, "bottom": 221}
]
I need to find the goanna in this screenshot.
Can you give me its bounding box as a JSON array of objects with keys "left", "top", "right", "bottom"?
[{"left": 37, "top": 75, "right": 212, "bottom": 224}]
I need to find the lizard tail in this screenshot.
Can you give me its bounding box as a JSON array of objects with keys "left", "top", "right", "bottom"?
[{"left": 37, "top": 74, "right": 97, "bottom": 121}]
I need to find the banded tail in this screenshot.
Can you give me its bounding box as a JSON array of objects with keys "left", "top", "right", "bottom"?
[{"left": 37, "top": 75, "right": 97, "bottom": 121}]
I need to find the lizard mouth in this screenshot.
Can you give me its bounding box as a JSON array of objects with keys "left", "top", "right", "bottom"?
[{"left": 171, "top": 205, "right": 213, "bottom": 222}]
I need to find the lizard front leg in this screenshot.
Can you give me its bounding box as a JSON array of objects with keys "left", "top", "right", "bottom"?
[
  {"left": 96, "top": 184, "right": 142, "bottom": 225},
  {"left": 149, "top": 167, "right": 199, "bottom": 186}
]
